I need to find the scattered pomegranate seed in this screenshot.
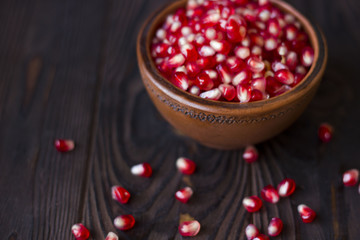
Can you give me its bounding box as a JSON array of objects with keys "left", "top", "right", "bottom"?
[
  {"left": 243, "top": 196, "right": 263, "bottom": 212},
  {"left": 268, "top": 217, "right": 283, "bottom": 236},
  {"left": 261, "top": 185, "right": 280, "bottom": 203},
  {"left": 343, "top": 169, "right": 359, "bottom": 187},
  {"left": 176, "top": 157, "right": 196, "bottom": 175},
  {"left": 55, "top": 139, "right": 75, "bottom": 152},
  {"left": 297, "top": 204, "right": 316, "bottom": 223},
  {"left": 179, "top": 220, "right": 201, "bottom": 237},
  {"left": 111, "top": 186, "right": 131, "bottom": 204},
  {"left": 131, "top": 163, "right": 153, "bottom": 177},
  {"left": 114, "top": 215, "right": 135, "bottom": 231},
  {"left": 253, "top": 234, "right": 270, "bottom": 240},
  {"left": 277, "top": 178, "right": 296, "bottom": 197},
  {"left": 243, "top": 145, "right": 259, "bottom": 163},
  {"left": 71, "top": 223, "right": 90, "bottom": 240},
  {"left": 105, "top": 232, "right": 119, "bottom": 240},
  {"left": 245, "top": 224, "right": 259, "bottom": 240},
  {"left": 318, "top": 123, "right": 333, "bottom": 143},
  {"left": 175, "top": 186, "right": 194, "bottom": 203}
]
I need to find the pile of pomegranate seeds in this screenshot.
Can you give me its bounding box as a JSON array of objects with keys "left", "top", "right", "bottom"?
[
  {"left": 71, "top": 223, "right": 90, "bottom": 240},
  {"left": 151, "top": 0, "right": 314, "bottom": 102}
]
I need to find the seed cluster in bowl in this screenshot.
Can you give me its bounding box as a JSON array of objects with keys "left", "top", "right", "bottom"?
[{"left": 151, "top": 0, "right": 314, "bottom": 102}]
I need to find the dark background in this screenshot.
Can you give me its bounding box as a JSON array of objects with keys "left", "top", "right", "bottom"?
[{"left": 0, "top": 0, "right": 359, "bottom": 239}]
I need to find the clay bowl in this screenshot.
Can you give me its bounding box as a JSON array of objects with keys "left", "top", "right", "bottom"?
[{"left": 137, "top": 0, "right": 327, "bottom": 150}]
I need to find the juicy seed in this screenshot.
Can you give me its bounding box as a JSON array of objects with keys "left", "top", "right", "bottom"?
[
  {"left": 297, "top": 204, "right": 316, "bottom": 223},
  {"left": 274, "top": 69, "right": 295, "bottom": 85},
  {"left": 247, "top": 57, "right": 265, "bottom": 73},
  {"left": 277, "top": 178, "right": 296, "bottom": 197},
  {"left": 176, "top": 157, "right": 196, "bottom": 175},
  {"left": 71, "top": 223, "right": 90, "bottom": 240},
  {"left": 131, "top": 163, "right": 153, "bottom": 177},
  {"left": 301, "top": 46, "right": 314, "bottom": 67},
  {"left": 343, "top": 169, "right": 359, "bottom": 187},
  {"left": 114, "top": 215, "right": 135, "bottom": 231},
  {"left": 268, "top": 217, "right": 283, "bottom": 236},
  {"left": 253, "top": 234, "right": 270, "bottom": 240},
  {"left": 175, "top": 186, "right": 194, "bottom": 203},
  {"left": 242, "top": 196, "right": 263, "bottom": 212},
  {"left": 172, "top": 72, "right": 190, "bottom": 90},
  {"left": 261, "top": 185, "right": 280, "bottom": 203},
  {"left": 318, "top": 123, "right": 333, "bottom": 143},
  {"left": 243, "top": 145, "right": 259, "bottom": 163},
  {"left": 199, "top": 88, "right": 222, "bottom": 100},
  {"left": 179, "top": 220, "right": 201, "bottom": 237},
  {"left": 105, "top": 232, "right": 119, "bottom": 240},
  {"left": 55, "top": 139, "right": 75, "bottom": 152},
  {"left": 237, "top": 84, "right": 251, "bottom": 103},
  {"left": 111, "top": 186, "right": 131, "bottom": 204},
  {"left": 245, "top": 224, "right": 259, "bottom": 240},
  {"left": 219, "top": 84, "right": 236, "bottom": 101}
]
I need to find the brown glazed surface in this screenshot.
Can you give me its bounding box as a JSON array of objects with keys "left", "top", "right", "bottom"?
[{"left": 137, "top": 0, "right": 328, "bottom": 149}]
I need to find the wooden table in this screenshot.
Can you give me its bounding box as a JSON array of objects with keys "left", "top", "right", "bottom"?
[{"left": 1, "top": 0, "right": 359, "bottom": 239}]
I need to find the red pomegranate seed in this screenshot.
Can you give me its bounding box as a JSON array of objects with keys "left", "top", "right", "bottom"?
[
  {"left": 237, "top": 84, "right": 251, "bottom": 103},
  {"left": 245, "top": 224, "right": 259, "bottom": 240},
  {"left": 235, "top": 46, "right": 250, "bottom": 60},
  {"left": 271, "top": 61, "right": 288, "bottom": 72},
  {"left": 175, "top": 186, "right": 193, "bottom": 203},
  {"left": 152, "top": 43, "right": 169, "bottom": 58},
  {"left": 200, "top": 88, "right": 222, "bottom": 100},
  {"left": 261, "top": 185, "right": 280, "bottom": 203},
  {"left": 267, "top": 19, "right": 280, "bottom": 37},
  {"left": 277, "top": 43, "right": 288, "bottom": 56},
  {"left": 180, "top": 43, "right": 198, "bottom": 62},
  {"left": 233, "top": 70, "right": 251, "bottom": 86},
  {"left": 243, "top": 196, "right": 263, "bottom": 212},
  {"left": 172, "top": 72, "right": 190, "bottom": 91},
  {"left": 301, "top": 46, "right": 314, "bottom": 67},
  {"left": 217, "top": 64, "right": 232, "bottom": 84},
  {"left": 195, "top": 72, "right": 214, "bottom": 91},
  {"left": 343, "top": 169, "right": 359, "bottom": 187},
  {"left": 210, "top": 40, "right": 231, "bottom": 55},
  {"left": 55, "top": 139, "right": 75, "bottom": 152},
  {"left": 266, "top": 76, "right": 282, "bottom": 96},
  {"left": 297, "top": 204, "right": 316, "bottom": 223},
  {"left": 176, "top": 157, "right": 196, "bottom": 175},
  {"left": 167, "top": 53, "right": 185, "bottom": 68},
  {"left": 318, "top": 123, "right": 333, "bottom": 143},
  {"left": 114, "top": 215, "right": 135, "bottom": 231},
  {"left": 277, "top": 178, "right": 296, "bottom": 197},
  {"left": 197, "top": 56, "right": 215, "bottom": 69},
  {"left": 284, "top": 24, "right": 298, "bottom": 41},
  {"left": 219, "top": 84, "right": 236, "bottom": 101},
  {"left": 264, "top": 36, "right": 278, "bottom": 51},
  {"left": 250, "top": 89, "right": 264, "bottom": 101},
  {"left": 71, "top": 223, "right": 90, "bottom": 240},
  {"left": 268, "top": 217, "right": 283, "bottom": 237},
  {"left": 179, "top": 220, "right": 201, "bottom": 237},
  {"left": 226, "top": 15, "right": 247, "bottom": 42},
  {"left": 243, "top": 145, "right": 259, "bottom": 163},
  {"left": 247, "top": 57, "right": 265, "bottom": 73},
  {"left": 199, "top": 45, "right": 216, "bottom": 57},
  {"left": 203, "top": 69, "right": 219, "bottom": 81},
  {"left": 186, "top": 62, "right": 201, "bottom": 77},
  {"left": 253, "top": 234, "right": 269, "bottom": 240},
  {"left": 111, "top": 186, "right": 130, "bottom": 204},
  {"left": 286, "top": 51, "right": 298, "bottom": 71},
  {"left": 226, "top": 57, "right": 245, "bottom": 73},
  {"left": 131, "top": 163, "right": 153, "bottom": 177},
  {"left": 215, "top": 53, "right": 226, "bottom": 63},
  {"left": 105, "top": 232, "right": 118, "bottom": 240},
  {"left": 251, "top": 77, "right": 266, "bottom": 93},
  {"left": 189, "top": 86, "right": 200, "bottom": 96},
  {"left": 274, "top": 69, "right": 295, "bottom": 85}
]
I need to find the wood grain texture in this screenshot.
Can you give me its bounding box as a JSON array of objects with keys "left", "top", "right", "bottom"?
[{"left": 0, "top": 0, "right": 359, "bottom": 239}]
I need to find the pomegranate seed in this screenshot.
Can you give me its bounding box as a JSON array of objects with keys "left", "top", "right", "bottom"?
[
  {"left": 235, "top": 46, "right": 250, "bottom": 60},
  {"left": 190, "top": 85, "right": 200, "bottom": 95},
  {"left": 216, "top": 64, "right": 232, "bottom": 84},
  {"left": 268, "top": 217, "right": 283, "bottom": 237},
  {"left": 343, "top": 169, "right": 359, "bottom": 187},
  {"left": 197, "top": 56, "right": 215, "bottom": 69},
  {"left": 277, "top": 43, "right": 288, "bottom": 56},
  {"left": 152, "top": 43, "right": 169, "bottom": 58},
  {"left": 167, "top": 53, "right": 186, "bottom": 68},
  {"left": 242, "top": 196, "right": 263, "bottom": 212},
  {"left": 71, "top": 223, "right": 90, "bottom": 240},
  {"left": 203, "top": 69, "right": 219, "bottom": 81},
  {"left": 180, "top": 43, "right": 198, "bottom": 62},
  {"left": 226, "top": 57, "right": 245, "bottom": 73},
  {"left": 105, "top": 232, "right": 118, "bottom": 240},
  {"left": 243, "top": 145, "right": 259, "bottom": 163},
  {"left": 202, "top": 10, "right": 221, "bottom": 27},
  {"left": 172, "top": 72, "right": 190, "bottom": 91},
  {"left": 210, "top": 40, "right": 231, "bottom": 55},
  {"left": 215, "top": 53, "right": 226, "bottom": 63},
  {"left": 297, "top": 204, "right": 316, "bottom": 223},
  {"left": 114, "top": 215, "right": 135, "bottom": 231},
  {"left": 301, "top": 46, "right": 314, "bottom": 67},
  {"left": 274, "top": 69, "right": 295, "bottom": 85},
  {"left": 247, "top": 57, "right": 265, "bottom": 73},
  {"left": 176, "top": 157, "right": 196, "bottom": 175},
  {"left": 257, "top": 8, "right": 270, "bottom": 22},
  {"left": 318, "top": 123, "right": 333, "bottom": 143},
  {"left": 237, "top": 84, "right": 251, "bottom": 103},
  {"left": 250, "top": 89, "right": 264, "bottom": 101},
  {"left": 264, "top": 36, "right": 278, "bottom": 51},
  {"left": 233, "top": 70, "right": 251, "bottom": 86},
  {"left": 267, "top": 19, "right": 280, "bottom": 37},
  {"left": 266, "top": 76, "right": 282, "bottom": 96},
  {"left": 55, "top": 139, "right": 75, "bottom": 152},
  {"left": 219, "top": 84, "right": 236, "bottom": 101},
  {"left": 186, "top": 62, "right": 201, "bottom": 77},
  {"left": 245, "top": 224, "right": 259, "bottom": 240},
  {"left": 179, "top": 220, "right": 201, "bottom": 237},
  {"left": 226, "top": 15, "right": 247, "bottom": 42},
  {"left": 131, "top": 163, "right": 153, "bottom": 177},
  {"left": 195, "top": 72, "right": 214, "bottom": 91},
  {"left": 286, "top": 51, "right": 298, "bottom": 71},
  {"left": 277, "top": 178, "right": 296, "bottom": 197},
  {"left": 284, "top": 24, "right": 298, "bottom": 41},
  {"left": 111, "top": 186, "right": 130, "bottom": 204},
  {"left": 261, "top": 185, "right": 280, "bottom": 203},
  {"left": 253, "top": 234, "right": 269, "bottom": 240},
  {"left": 200, "top": 88, "right": 222, "bottom": 100},
  {"left": 251, "top": 45, "right": 262, "bottom": 56},
  {"left": 251, "top": 77, "right": 266, "bottom": 93},
  {"left": 272, "top": 61, "right": 288, "bottom": 72},
  {"left": 199, "top": 45, "right": 216, "bottom": 57},
  {"left": 175, "top": 186, "right": 193, "bottom": 203}
]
